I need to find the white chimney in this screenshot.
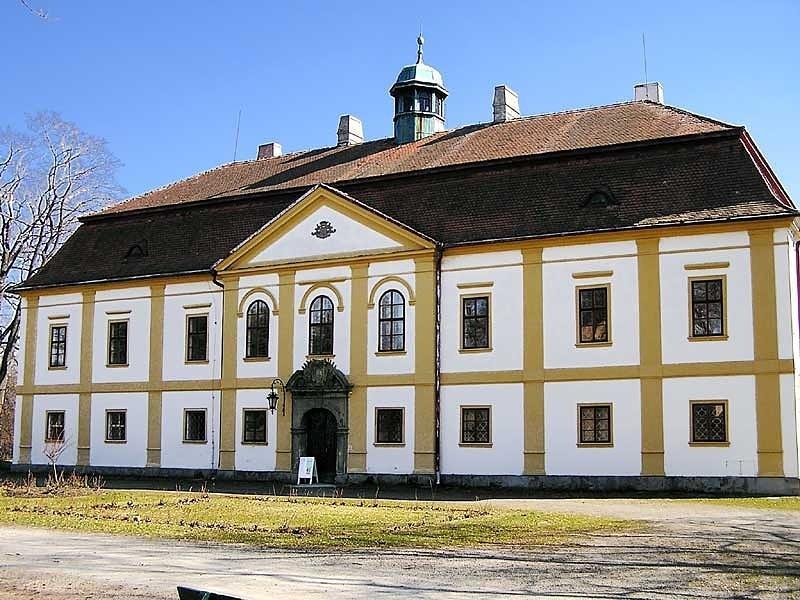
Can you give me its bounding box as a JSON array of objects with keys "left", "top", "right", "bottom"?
[
  {"left": 634, "top": 82, "right": 664, "bottom": 104},
  {"left": 493, "top": 85, "right": 521, "bottom": 123},
  {"left": 337, "top": 115, "right": 364, "bottom": 146},
  {"left": 257, "top": 142, "right": 282, "bottom": 159}
]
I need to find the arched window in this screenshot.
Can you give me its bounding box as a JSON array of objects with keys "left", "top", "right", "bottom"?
[
  {"left": 309, "top": 295, "right": 334, "bottom": 356},
  {"left": 378, "top": 290, "right": 405, "bottom": 352},
  {"left": 245, "top": 300, "right": 270, "bottom": 358}
]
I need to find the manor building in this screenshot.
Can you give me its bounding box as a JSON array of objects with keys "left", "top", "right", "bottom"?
[{"left": 12, "top": 41, "right": 800, "bottom": 492}]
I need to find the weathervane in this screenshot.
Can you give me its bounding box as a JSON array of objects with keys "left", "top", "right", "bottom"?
[{"left": 416, "top": 34, "right": 424, "bottom": 64}]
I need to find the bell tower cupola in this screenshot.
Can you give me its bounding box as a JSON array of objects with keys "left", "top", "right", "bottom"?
[{"left": 389, "top": 35, "right": 448, "bottom": 144}]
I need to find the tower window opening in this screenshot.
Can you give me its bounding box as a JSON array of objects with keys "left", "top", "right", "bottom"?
[
  {"left": 402, "top": 93, "right": 414, "bottom": 113},
  {"left": 418, "top": 92, "right": 431, "bottom": 112}
]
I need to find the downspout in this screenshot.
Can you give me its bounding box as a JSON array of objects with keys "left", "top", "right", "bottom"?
[
  {"left": 434, "top": 245, "right": 443, "bottom": 485},
  {"left": 211, "top": 270, "right": 225, "bottom": 471}
]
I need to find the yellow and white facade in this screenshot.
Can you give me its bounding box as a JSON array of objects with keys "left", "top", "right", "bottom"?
[{"left": 12, "top": 185, "right": 800, "bottom": 492}]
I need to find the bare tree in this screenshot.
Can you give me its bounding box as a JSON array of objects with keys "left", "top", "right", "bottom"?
[
  {"left": 0, "top": 113, "right": 123, "bottom": 456},
  {"left": 42, "top": 435, "right": 70, "bottom": 483}
]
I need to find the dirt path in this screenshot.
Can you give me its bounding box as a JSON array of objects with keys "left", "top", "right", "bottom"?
[{"left": 0, "top": 498, "right": 798, "bottom": 599}]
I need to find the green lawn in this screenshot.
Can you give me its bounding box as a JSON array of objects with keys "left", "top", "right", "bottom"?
[
  {"left": 686, "top": 496, "right": 800, "bottom": 511},
  {"left": 0, "top": 489, "right": 633, "bottom": 549}
]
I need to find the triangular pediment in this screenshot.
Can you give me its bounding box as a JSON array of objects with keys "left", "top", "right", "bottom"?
[{"left": 215, "top": 185, "right": 434, "bottom": 271}]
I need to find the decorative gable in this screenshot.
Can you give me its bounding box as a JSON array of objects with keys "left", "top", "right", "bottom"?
[{"left": 215, "top": 184, "right": 434, "bottom": 271}]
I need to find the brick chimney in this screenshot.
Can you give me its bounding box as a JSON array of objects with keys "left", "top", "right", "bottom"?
[
  {"left": 257, "top": 142, "right": 282, "bottom": 159},
  {"left": 493, "top": 85, "right": 521, "bottom": 123}
]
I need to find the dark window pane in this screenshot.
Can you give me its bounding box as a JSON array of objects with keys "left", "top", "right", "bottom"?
[
  {"left": 579, "top": 405, "right": 613, "bottom": 444},
  {"left": 108, "top": 321, "right": 128, "bottom": 365},
  {"left": 461, "top": 407, "right": 490, "bottom": 444},
  {"left": 577, "top": 287, "right": 609, "bottom": 344},
  {"left": 46, "top": 411, "right": 65, "bottom": 442},
  {"left": 378, "top": 290, "right": 405, "bottom": 352},
  {"left": 49, "top": 325, "right": 67, "bottom": 368},
  {"left": 309, "top": 296, "right": 334, "bottom": 355},
  {"left": 243, "top": 409, "right": 267, "bottom": 443},
  {"left": 245, "top": 300, "right": 270, "bottom": 358},
  {"left": 184, "top": 410, "right": 206, "bottom": 442},
  {"left": 105, "top": 411, "right": 126, "bottom": 442},
  {"left": 186, "top": 315, "right": 208, "bottom": 361},
  {"left": 376, "top": 408, "right": 404, "bottom": 444},
  {"left": 690, "top": 279, "right": 725, "bottom": 337},
  {"left": 691, "top": 402, "right": 727, "bottom": 442},
  {"left": 462, "top": 296, "right": 490, "bottom": 349}
]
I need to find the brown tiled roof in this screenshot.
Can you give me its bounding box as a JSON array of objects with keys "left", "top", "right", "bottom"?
[
  {"left": 19, "top": 132, "right": 795, "bottom": 291},
  {"left": 102, "top": 101, "right": 735, "bottom": 215}
]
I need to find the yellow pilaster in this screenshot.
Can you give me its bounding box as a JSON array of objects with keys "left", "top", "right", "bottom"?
[
  {"left": 348, "top": 264, "right": 369, "bottom": 472},
  {"left": 77, "top": 290, "right": 96, "bottom": 466},
  {"left": 218, "top": 275, "right": 239, "bottom": 470},
  {"left": 522, "top": 248, "right": 545, "bottom": 474},
  {"left": 18, "top": 295, "right": 39, "bottom": 464},
  {"left": 750, "top": 229, "right": 783, "bottom": 476},
  {"left": 637, "top": 239, "right": 665, "bottom": 475},
  {"left": 413, "top": 255, "right": 436, "bottom": 473},
  {"left": 276, "top": 271, "right": 295, "bottom": 471},
  {"left": 147, "top": 284, "right": 165, "bottom": 467}
]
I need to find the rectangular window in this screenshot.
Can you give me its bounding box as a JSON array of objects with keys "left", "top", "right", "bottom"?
[
  {"left": 107, "top": 320, "right": 129, "bottom": 366},
  {"left": 460, "top": 406, "right": 491, "bottom": 444},
  {"left": 461, "top": 295, "right": 490, "bottom": 350},
  {"left": 49, "top": 325, "right": 67, "bottom": 368},
  {"left": 375, "top": 408, "right": 404, "bottom": 444},
  {"left": 577, "top": 286, "right": 609, "bottom": 344},
  {"left": 183, "top": 409, "right": 207, "bottom": 443},
  {"left": 691, "top": 401, "right": 728, "bottom": 443},
  {"left": 186, "top": 315, "right": 208, "bottom": 362},
  {"left": 578, "top": 404, "right": 613, "bottom": 445},
  {"left": 690, "top": 278, "right": 725, "bottom": 337},
  {"left": 105, "top": 410, "right": 127, "bottom": 442},
  {"left": 45, "top": 411, "right": 65, "bottom": 442},
  {"left": 242, "top": 409, "right": 267, "bottom": 444}
]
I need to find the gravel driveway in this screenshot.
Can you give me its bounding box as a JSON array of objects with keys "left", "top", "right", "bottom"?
[{"left": 0, "top": 498, "right": 797, "bottom": 599}]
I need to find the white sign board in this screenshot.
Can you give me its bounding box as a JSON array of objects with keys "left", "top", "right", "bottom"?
[{"left": 297, "top": 456, "right": 318, "bottom": 485}]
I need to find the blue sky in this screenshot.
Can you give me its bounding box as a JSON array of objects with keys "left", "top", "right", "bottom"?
[{"left": 2, "top": 0, "right": 798, "bottom": 201}]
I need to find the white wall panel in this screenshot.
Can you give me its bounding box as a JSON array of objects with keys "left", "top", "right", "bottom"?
[
  {"left": 663, "top": 376, "right": 757, "bottom": 476},
  {"left": 35, "top": 294, "right": 82, "bottom": 385},
  {"left": 366, "top": 386, "right": 415, "bottom": 474},
  {"left": 544, "top": 379, "right": 641, "bottom": 475},
  {"left": 92, "top": 288, "right": 151, "bottom": 383},
  {"left": 235, "top": 389, "right": 278, "bottom": 472},
  {"left": 780, "top": 373, "right": 799, "bottom": 478},
  {"left": 31, "top": 394, "right": 79, "bottom": 466},
  {"left": 440, "top": 384, "right": 524, "bottom": 475},
  {"left": 160, "top": 390, "right": 219, "bottom": 470},
  {"left": 89, "top": 392, "right": 148, "bottom": 468},
  {"left": 236, "top": 276, "right": 279, "bottom": 380}
]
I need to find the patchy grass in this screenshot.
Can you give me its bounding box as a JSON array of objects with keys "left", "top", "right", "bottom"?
[
  {"left": 0, "top": 488, "right": 634, "bottom": 549},
  {"left": 687, "top": 496, "right": 800, "bottom": 511}
]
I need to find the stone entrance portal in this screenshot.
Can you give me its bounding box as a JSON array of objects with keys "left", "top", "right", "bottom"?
[{"left": 286, "top": 360, "right": 352, "bottom": 481}]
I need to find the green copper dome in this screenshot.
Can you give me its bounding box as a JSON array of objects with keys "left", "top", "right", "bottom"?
[{"left": 392, "top": 61, "right": 445, "bottom": 89}]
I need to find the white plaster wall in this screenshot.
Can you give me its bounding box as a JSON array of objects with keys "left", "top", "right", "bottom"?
[
  {"left": 89, "top": 392, "right": 148, "bottom": 468},
  {"left": 365, "top": 386, "right": 415, "bottom": 474},
  {"left": 780, "top": 373, "right": 799, "bottom": 478},
  {"left": 234, "top": 389, "right": 278, "bottom": 472},
  {"left": 543, "top": 256, "right": 639, "bottom": 368},
  {"left": 35, "top": 293, "right": 83, "bottom": 385},
  {"left": 293, "top": 266, "right": 351, "bottom": 373},
  {"left": 660, "top": 246, "right": 753, "bottom": 364},
  {"left": 544, "top": 379, "right": 642, "bottom": 475},
  {"left": 440, "top": 258, "right": 523, "bottom": 373},
  {"left": 162, "top": 282, "right": 222, "bottom": 382},
  {"left": 248, "top": 205, "right": 402, "bottom": 265},
  {"left": 774, "top": 229, "right": 794, "bottom": 360},
  {"left": 92, "top": 288, "right": 151, "bottom": 383},
  {"left": 236, "top": 274, "right": 280, "bottom": 380},
  {"left": 659, "top": 231, "right": 750, "bottom": 252},
  {"left": 440, "top": 383, "right": 524, "bottom": 475},
  {"left": 663, "top": 376, "right": 757, "bottom": 476},
  {"left": 367, "top": 263, "right": 416, "bottom": 375},
  {"left": 160, "top": 390, "right": 219, "bottom": 469},
  {"left": 31, "top": 394, "right": 79, "bottom": 466},
  {"left": 542, "top": 241, "right": 636, "bottom": 262}
]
